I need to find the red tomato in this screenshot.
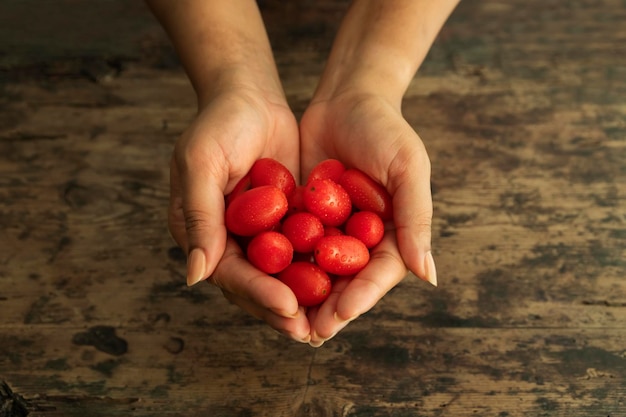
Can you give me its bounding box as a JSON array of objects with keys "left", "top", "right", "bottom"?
[
  {"left": 287, "top": 185, "right": 306, "bottom": 214},
  {"left": 323, "top": 226, "right": 344, "bottom": 237},
  {"left": 303, "top": 179, "right": 352, "bottom": 227},
  {"left": 225, "top": 185, "right": 288, "bottom": 236},
  {"left": 314, "top": 235, "right": 370, "bottom": 276},
  {"left": 345, "top": 211, "right": 384, "bottom": 248},
  {"left": 281, "top": 212, "right": 324, "bottom": 253},
  {"left": 249, "top": 158, "right": 296, "bottom": 197},
  {"left": 307, "top": 159, "right": 346, "bottom": 184},
  {"left": 339, "top": 169, "right": 393, "bottom": 220},
  {"left": 246, "top": 231, "right": 293, "bottom": 274},
  {"left": 278, "top": 262, "right": 332, "bottom": 307}
]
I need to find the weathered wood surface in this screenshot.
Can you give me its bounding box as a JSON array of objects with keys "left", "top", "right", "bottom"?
[{"left": 1, "top": 0, "right": 625, "bottom": 416}]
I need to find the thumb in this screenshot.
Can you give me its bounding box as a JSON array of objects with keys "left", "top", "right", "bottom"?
[
  {"left": 170, "top": 155, "right": 228, "bottom": 287},
  {"left": 392, "top": 153, "right": 437, "bottom": 287}
]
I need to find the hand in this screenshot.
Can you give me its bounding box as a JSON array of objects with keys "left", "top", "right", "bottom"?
[
  {"left": 169, "top": 88, "right": 311, "bottom": 341},
  {"left": 300, "top": 92, "right": 436, "bottom": 346}
]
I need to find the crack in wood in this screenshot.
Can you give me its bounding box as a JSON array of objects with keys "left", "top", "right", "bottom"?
[
  {"left": 0, "top": 381, "right": 29, "bottom": 417},
  {"left": 299, "top": 348, "right": 317, "bottom": 410},
  {"left": 582, "top": 299, "right": 626, "bottom": 307}
]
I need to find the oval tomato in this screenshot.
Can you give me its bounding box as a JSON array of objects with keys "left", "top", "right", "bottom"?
[
  {"left": 303, "top": 179, "right": 352, "bottom": 227},
  {"left": 323, "top": 226, "right": 344, "bottom": 237},
  {"left": 281, "top": 212, "right": 324, "bottom": 253},
  {"left": 246, "top": 231, "right": 293, "bottom": 274},
  {"left": 314, "top": 235, "right": 370, "bottom": 276},
  {"left": 307, "top": 159, "right": 346, "bottom": 184},
  {"left": 249, "top": 158, "right": 296, "bottom": 197},
  {"left": 278, "top": 262, "right": 332, "bottom": 307},
  {"left": 339, "top": 168, "right": 393, "bottom": 220},
  {"left": 345, "top": 211, "right": 384, "bottom": 248},
  {"left": 225, "top": 185, "right": 288, "bottom": 236},
  {"left": 287, "top": 185, "right": 306, "bottom": 215}
]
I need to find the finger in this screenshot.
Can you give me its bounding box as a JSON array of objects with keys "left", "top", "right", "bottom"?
[
  {"left": 211, "top": 237, "right": 300, "bottom": 318},
  {"left": 308, "top": 276, "right": 353, "bottom": 347},
  {"left": 307, "top": 183, "right": 416, "bottom": 346},
  {"left": 335, "top": 231, "right": 408, "bottom": 322},
  {"left": 221, "top": 291, "right": 310, "bottom": 343},
  {"left": 305, "top": 304, "right": 320, "bottom": 332},
  {"left": 174, "top": 149, "right": 229, "bottom": 286},
  {"left": 389, "top": 143, "right": 436, "bottom": 286},
  {"left": 307, "top": 235, "right": 406, "bottom": 347}
]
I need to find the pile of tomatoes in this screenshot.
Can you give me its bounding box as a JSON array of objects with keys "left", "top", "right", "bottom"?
[{"left": 225, "top": 158, "right": 392, "bottom": 307}]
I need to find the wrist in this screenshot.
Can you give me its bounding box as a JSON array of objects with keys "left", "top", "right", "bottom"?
[
  {"left": 312, "top": 0, "right": 459, "bottom": 107},
  {"left": 194, "top": 63, "right": 285, "bottom": 111},
  {"left": 312, "top": 48, "right": 414, "bottom": 108},
  {"left": 146, "top": 0, "right": 286, "bottom": 110}
]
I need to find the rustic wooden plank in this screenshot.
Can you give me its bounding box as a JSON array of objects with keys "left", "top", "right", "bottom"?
[
  {"left": 2, "top": 322, "right": 625, "bottom": 416},
  {"left": 0, "top": 0, "right": 624, "bottom": 416}
]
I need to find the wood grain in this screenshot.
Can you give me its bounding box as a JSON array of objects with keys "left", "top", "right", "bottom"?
[{"left": 0, "top": 0, "right": 624, "bottom": 416}]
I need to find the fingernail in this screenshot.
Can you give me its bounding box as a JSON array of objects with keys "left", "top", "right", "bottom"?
[
  {"left": 270, "top": 307, "right": 299, "bottom": 319},
  {"left": 186, "top": 248, "right": 206, "bottom": 286},
  {"left": 423, "top": 251, "right": 438, "bottom": 287},
  {"left": 274, "top": 329, "right": 310, "bottom": 344},
  {"left": 309, "top": 332, "right": 325, "bottom": 348},
  {"left": 334, "top": 312, "right": 359, "bottom": 323},
  {"left": 310, "top": 329, "right": 341, "bottom": 347},
  {"left": 309, "top": 318, "right": 351, "bottom": 348}
]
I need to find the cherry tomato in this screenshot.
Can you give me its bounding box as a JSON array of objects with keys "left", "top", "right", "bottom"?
[
  {"left": 339, "top": 168, "right": 393, "bottom": 220},
  {"left": 323, "top": 226, "right": 344, "bottom": 237},
  {"left": 303, "top": 178, "right": 352, "bottom": 227},
  {"left": 307, "top": 159, "right": 346, "bottom": 184},
  {"left": 278, "top": 262, "right": 332, "bottom": 307},
  {"left": 287, "top": 185, "right": 306, "bottom": 214},
  {"left": 345, "top": 211, "right": 385, "bottom": 249},
  {"left": 281, "top": 212, "right": 325, "bottom": 253},
  {"left": 249, "top": 158, "right": 296, "bottom": 197},
  {"left": 225, "top": 185, "right": 288, "bottom": 236},
  {"left": 314, "top": 235, "right": 370, "bottom": 276},
  {"left": 246, "top": 231, "right": 293, "bottom": 274}
]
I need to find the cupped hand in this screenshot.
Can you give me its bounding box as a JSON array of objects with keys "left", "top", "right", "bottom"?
[
  {"left": 169, "top": 88, "right": 310, "bottom": 341},
  {"left": 299, "top": 92, "right": 436, "bottom": 347}
]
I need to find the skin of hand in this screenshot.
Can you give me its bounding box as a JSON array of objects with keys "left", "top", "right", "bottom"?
[
  {"left": 300, "top": 0, "right": 460, "bottom": 347},
  {"left": 146, "top": 0, "right": 311, "bottom": 342}
]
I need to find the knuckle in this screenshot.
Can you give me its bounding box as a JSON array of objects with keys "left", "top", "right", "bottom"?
[
  {"left": 407, "top": 210, "right": 433, "bottom": 229},
  {"left": 184, "top": 210, "right": 212, "bottom": 233}
]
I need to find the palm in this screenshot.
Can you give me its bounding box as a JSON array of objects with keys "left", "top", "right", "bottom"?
[
  {"left": 173, "top": 92, "right": 299, "bottom": 197},
  {"left": 301, "top": 95, "right": 407, "bottom": 180}
]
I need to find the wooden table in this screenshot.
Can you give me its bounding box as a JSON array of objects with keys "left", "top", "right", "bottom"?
[{"left": 1, "top": 1, "right": 625, "bottom": 416}]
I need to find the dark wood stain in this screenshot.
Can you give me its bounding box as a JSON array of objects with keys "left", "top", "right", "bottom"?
[{"left": 71, "top": 326, "right": 128, "bottom": 356}]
